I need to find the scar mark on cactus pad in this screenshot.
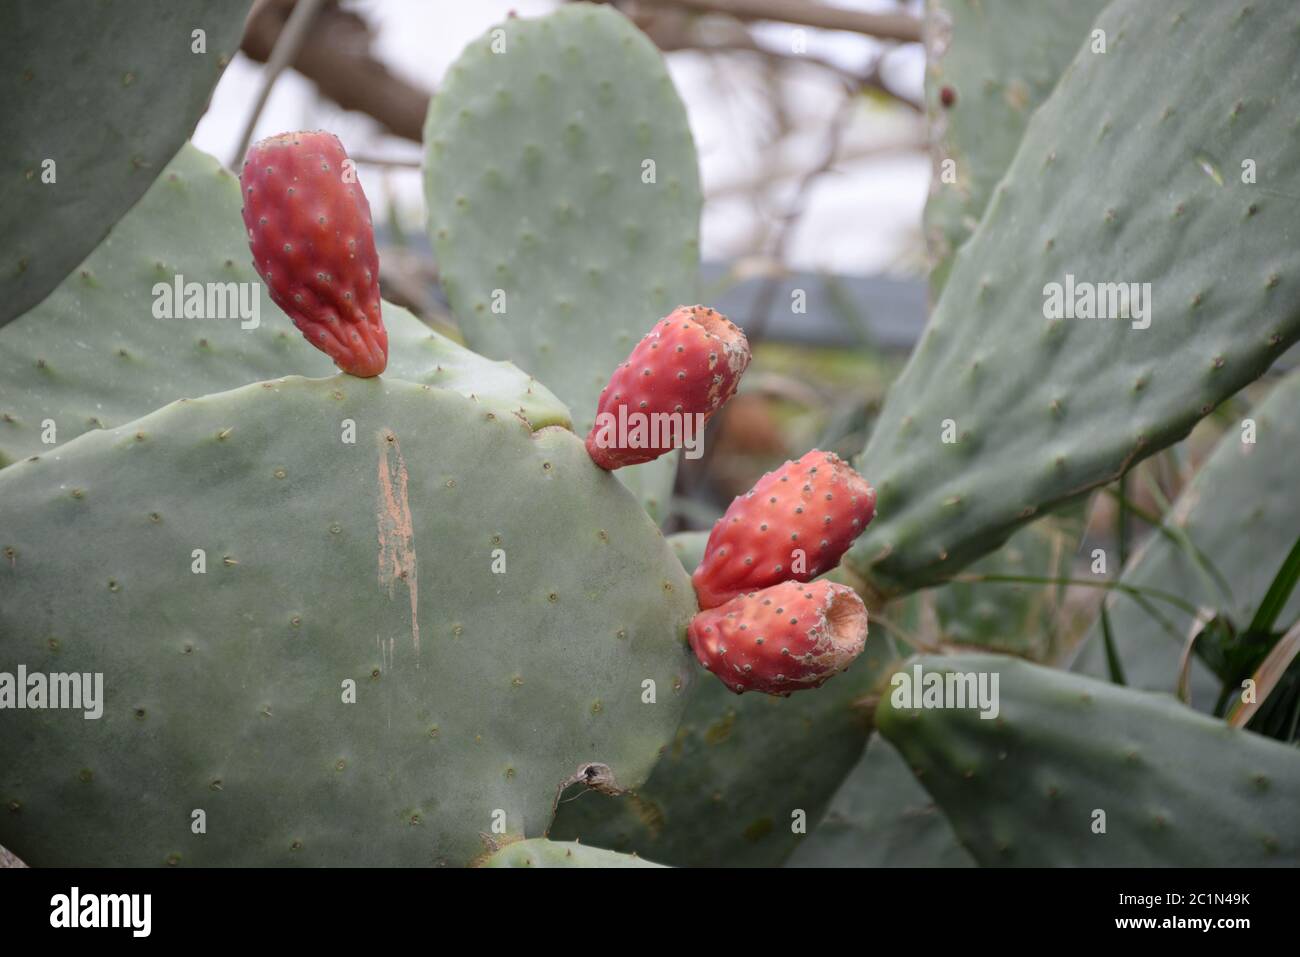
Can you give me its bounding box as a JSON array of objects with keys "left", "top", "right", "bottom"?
[
  {"left": 551, "top": 762, "right": 625, "bottom": 818},
  {"left": 376, "top": 429, "right": 420, "bottom": 659}
]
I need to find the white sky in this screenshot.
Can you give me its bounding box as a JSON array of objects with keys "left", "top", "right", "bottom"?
[{"left": 194, "top": 0, "right": 929, "bottom": 276}]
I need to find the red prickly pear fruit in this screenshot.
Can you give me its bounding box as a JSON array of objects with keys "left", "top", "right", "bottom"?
[
  {"left": 688, "top": 580, "right": 868, "bottom": 695},
  {"left": 585, "top": 305, "right": 750, "bottom": 470},
  {"left": 240, "top": 130, "right": 388, "bottom": 377},
  {"left": 691, "top": 449, "right": 876, "bottom": 609}
]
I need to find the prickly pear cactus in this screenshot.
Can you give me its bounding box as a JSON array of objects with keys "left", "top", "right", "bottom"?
[
  {"left": 0, "top": 144, "right": 570, "bottom": 468},
  {"left": 1073, "top": 370, "right": 1300, "bottom": 702},
  {"left": 552, "top": 520, "right": 901, "bottom": 870},
  {"left": 850, "top": 0, "right": 1300, "bottom": 599},
  {"left": 0, "top": 0, "right": 249, "bottom": 326},
  {"left": 786, "top": 734, "right": 973, "bottom": 868},
  {"left": 891, "top": 509, "right": 1086, "bottom": 662},
  {"left": 878, "top": 655, "right": 1300, "bottom": 866},
  {"left": 424, "top": 3, "right": 702, "bottom": 522},
  {"left": 924, "top": 0, "right": 1107, "bottom": 296},
  {"left": 0, "top": 376, "right": 696, "bottom": 866},
  {"left": 479, "top": 839, "right": 663, "bottom": 868}
]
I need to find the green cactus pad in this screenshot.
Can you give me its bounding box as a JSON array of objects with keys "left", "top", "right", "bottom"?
[
  {"left": 786, "top": 734, "right": 972, "bottom": 868},
  {"left": 892, "top": 509, "right": 1085, "bottom": 662},
  {"left": 0, "top": 0, "right": 248, "bottom": 326},
  {"left": 550, "top": 530, "right": 902, "bottom": 867},
  {"left": 550, "top": 627, "right": 899, "bottom": 867},
  {"left": 924, "top": 0, "right": 1107, "bottom": 296},
  {"left": 423, "top": 3, "right": 702, "bottom": 522},
  {"left": 851, "top": 0, "right": 1300, "bottom": 597},
  {"left": 0, "top": 144, "right": 570, "bottom": 468},
  {"left": 0, "top": 375, "right": 695, "bottom": 866},
  {"left": 878, "top": 655, "right": 1300, "bottom": 866},
  {"left": 1073, "top": 371, "right": 1300, "bottom": 702},
  {"left": 666, "top": 530, "right": 709, "bottom": 572},
  {"left": 479, "top": 838, "right": 663, "bottom": 868}
]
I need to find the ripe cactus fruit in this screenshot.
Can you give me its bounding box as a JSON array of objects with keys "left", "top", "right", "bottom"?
[
  {"left": 240, "top": 130, "right": 388, "bottom": 377},
  {"left": 688, "top": 580, "right": 869, "bottom": 695},
  {"left": 692, "top": 450, "right": 876, "bottom": 609},
  {"left": 585, "top": 305, "right": 750, "bottom": 470}
]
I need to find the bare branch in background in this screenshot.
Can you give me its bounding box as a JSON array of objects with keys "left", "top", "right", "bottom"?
[
  {"left": 608, "top": 0, "right": 922, "bottom": 110},
  {"left": 686, "top": 36, "right": 922, "bottom": 111},
  {"left": 232, "top": 0, "right": 324, "bottom": 167},
  {"left": 241, "top": 0, "right": 431, "bottom": 144},
  {"left": 239, "top": 2, "right": 922, "bottom": 150},
  {"left": 632, "top": 0, "right": 923, "bottom": 42},
  {"left": 707, "top": 137, "right": 924, "bottom": 200},
  {"left": 744, "top": 87, "right": 858, "bottom": 343}
]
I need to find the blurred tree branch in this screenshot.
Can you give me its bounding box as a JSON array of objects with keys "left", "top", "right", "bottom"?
[
  {"left": 743, "top": 86, "right": 858, "bottom": 343},
  {"left": 690, "top": 36, "right": 922, "bottom": 110},
  {"left": 605, "top": 0, "right": 922, "bottom": 110},
  {"left": 241, "top": 0, "right": 431, "bottom": 143},
  {"left": 629, "top": 0, "right": 923, "bottom": 42},
  {"left": 241, "top": 1, "right": 922, "bottom": 147},
  {"left": 233, "top": 0, "right": 324, "bottom": 166}
]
